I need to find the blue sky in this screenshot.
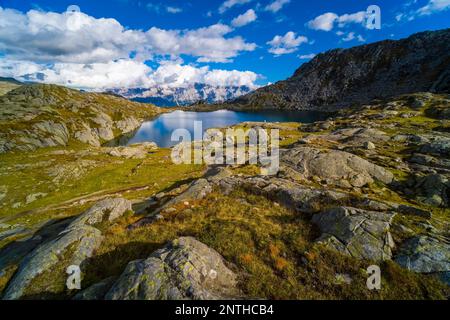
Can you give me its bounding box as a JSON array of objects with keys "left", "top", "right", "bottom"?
[{"left": 0, "top": 0, "right": 449, "bottom": 89}]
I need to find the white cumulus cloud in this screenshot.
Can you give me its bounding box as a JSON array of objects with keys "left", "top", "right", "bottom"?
[
  {"left": 337, "top": 11, "right": 366, "bottom": 27},
  {"left": 219, "top": 0, "right": 252, "bottom": 14},
  {"left": 298, "top": 53, "right": 316, "bottom": 60},
  {"left": 265, "top": 0, "right": 291, "bottom": 13},
  {"left": 0, "top": 6, "right": 256, "bottom": 64},
  {"left": 146, "top": 24, "right": 256, "bottom": 63},
  {"left": 0, "top": 6, "right": 260, "bottom": 90},
  {"left": 0, "top": 58, "right": 260, "bottom": 90},
  {"left": 417, "top": 0, "right": 450, "bottom": 15},
  {"left": 231, "top": 9, "right": 257, "bottom": 27},
  {"left": 0, "top": 7, "right": 146, "bottom": 64},
  {"left": 267, "top": 31, "right": 308, "bottom": 56},
  {"left": 307, "top": 11, "right": 367, "bottom": 31},
  {"left": 398, "top": 0, "right": 450, "bottom": 20},
  {"left": 307, "top": 12, "right": 339, "bottom": 31}
]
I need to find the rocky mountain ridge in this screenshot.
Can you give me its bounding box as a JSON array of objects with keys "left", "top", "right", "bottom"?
[{"left": 231, "top": 29, "right": 450, "bottom": 111}]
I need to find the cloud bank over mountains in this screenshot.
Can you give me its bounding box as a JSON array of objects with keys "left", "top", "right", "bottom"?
[{"left": 0, "top": 6, "right": 258, "bottom": 90}]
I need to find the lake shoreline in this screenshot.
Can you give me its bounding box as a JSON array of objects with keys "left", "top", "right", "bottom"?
[{"left": 108, "top": 109, "right": 332, "bottom": 148}]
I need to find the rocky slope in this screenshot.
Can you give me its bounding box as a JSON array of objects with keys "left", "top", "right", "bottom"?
[
  {"left": 231, "top": 29, "right": 450, "bottom": 111},
  {"left": 0, "top": 90, "right": 449, "bottom": 300},
  {"left": 0, "top": 83, "right": 161, "bottom": 153}
]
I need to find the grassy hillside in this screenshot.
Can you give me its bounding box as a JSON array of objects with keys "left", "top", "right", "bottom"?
[
  {"left": 0, "top": 78, "right": 22, "bottom": 96},
  {"left": 0, "top": 84, "right": 162, "bottom": 153}
]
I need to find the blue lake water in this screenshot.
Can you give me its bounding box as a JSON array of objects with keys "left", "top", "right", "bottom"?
[{"left": 123, "top": 109, "right": 329, "bottom": 148}]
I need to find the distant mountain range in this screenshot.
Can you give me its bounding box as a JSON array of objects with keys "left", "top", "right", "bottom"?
[
  {"left": 231, "top": 28, "right": 450, "bottom": 111},
  {"left": 112, "top": 83, "right": 254, "bottom": 107}
]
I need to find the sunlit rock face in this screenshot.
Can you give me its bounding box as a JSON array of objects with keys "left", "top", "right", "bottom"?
[{"left": 234, "top": 29, "right": 450, "bottom": 111}]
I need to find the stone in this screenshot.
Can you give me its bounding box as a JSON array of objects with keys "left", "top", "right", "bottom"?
[
  {"left": 131, "top": 177, "right": 215, "bottom": 229},
  {"left": 115, "top": 117, "right": 140, "bottom": 134},
  {"left": 281, "top": 146, "right": 394, "bottom": 188},
  {"left": 335, "top": 273, "right": 352, "bottom": 285},
  {"left": 95, "top": 127, "right": 114, "bottom": 141},
  {"left": 415, "top": 174, "right": 449, "bottom": 207},
  {"left": 12, "top": 202, "right": 21, "bottom": 209},
  {"left": 32, "top": 121, "right": 70, "bottom": 147},
  {"left": 74, "top": 123, "right": 100, "bottom": 147},
  {"left": 72, "top": 277, "right": 116, "bottom": 300},
  {"left": 312, "top": 207, "right": 396, "bottom": 261},
  {"left": 105, "top": 237, "right": 242, "bottom": 300},
  {"left": 2, "top": 198, "right": 133, "bottom": 300},
  {"left": 220, "top": 175, "right": 347, "bottom": 214},
  {"left": 25, "top": 192, "right": 47, "bottom": 204},
  {"left": 90, "top": 112, "right": 113, "bottom": 128},
  {"left": 364, "top": 141, "right": 376, "bottom": 150},
  {"left": 395, "top": 236, "right": 450, "bottom": 285}
]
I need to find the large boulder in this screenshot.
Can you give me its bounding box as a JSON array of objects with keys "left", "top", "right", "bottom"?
[
  {"left": 74, "top": 123, "right": 101, "bottom": 147},
  {"left": 218, "top": 175, "right": 347, "bottom": 214},
  {"left": 105, "top": 237, "right": 242, "bottom": 300},
  {"left": 2, "top": 198, "right": 132, "bottom": 300},
  {"left": 115, "top": 117, "right": 140, "bottom": 134},
  {"left": 281, "top": 146, "right": 394, "bottom": 188},
  {"left": 73, "top": 277, "right": 116, "bottom": 300},
  {"left": 415, "top": 174, "right": 449, "bottom": 207},
  {"left": 395, "top": 236, "right": 450, "bottom": 285},
  {"left": 312, "top": 207, "right": 396, "bottom": 261}
]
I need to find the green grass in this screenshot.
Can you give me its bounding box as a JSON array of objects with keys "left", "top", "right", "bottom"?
[
  {"left": 0, "top": 145, "right": 205, "bottom": 235},
  {"left": 77, "top": 188, "right": 448, "bottom": 300},
  {"left": 0, "top": 82, "right": 21, "bottom": 96}
]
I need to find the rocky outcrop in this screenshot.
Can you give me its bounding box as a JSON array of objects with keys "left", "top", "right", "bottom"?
[
  {"left": 312, "top": 207, "right": 396, "bottom": 261},
  {"left": 232, "top": 29, "right": 450, "bottom": 110},
  {"left": 73, "top": 277, "right": 116, "bottom": 300},
  {"left": 280, "top": 146, "right": 394, "bottom": 188},
  {"left": 0, "top": 84, "right": 160, "bottom": 153},
  {"left": 218, "top": 175, "right": 348, "bottom": 214},
  {"left": 414, "top": 174, "right": 449, "bottom": 207},
  {"left": 395, "top": 236, "right": 450, "bottom": 285},
  {"left": 2, "top": 198, "right": 132, "bottom": 300},
  {"left": 115, "top": 117, "right": 140, "bottom": 134},
  {"left": 105, "top": 237, "right": 242, "bottom": 300},
  {"left": 74, "top": 123, "right": 101, "bottom": 147}
]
